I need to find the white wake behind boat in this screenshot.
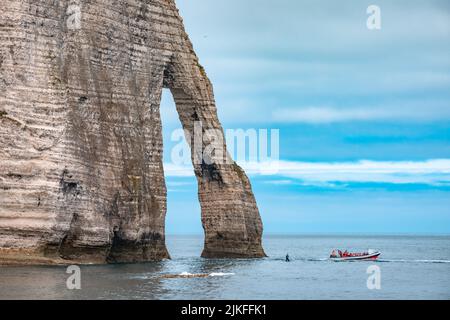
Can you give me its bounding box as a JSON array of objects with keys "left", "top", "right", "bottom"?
[{"left": 330, "top": 249, "right": 381, "bottom": 261}]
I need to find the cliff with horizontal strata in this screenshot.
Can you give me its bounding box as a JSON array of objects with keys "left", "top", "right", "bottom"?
[{"left": 0, "top": 0, "right": 265, "bottom": 265}]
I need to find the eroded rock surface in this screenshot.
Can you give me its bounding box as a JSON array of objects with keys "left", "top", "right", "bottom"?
[{"left": 0, "top": 0, "right": 265, "bottom": 265}]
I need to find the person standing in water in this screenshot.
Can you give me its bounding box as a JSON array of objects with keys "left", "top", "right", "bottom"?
[{"left": 285, "top": 254, "right": 290, "bottom": 262}]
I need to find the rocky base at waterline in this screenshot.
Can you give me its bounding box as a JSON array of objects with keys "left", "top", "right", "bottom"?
[
  {"left": 0, "top": 0, "right": 265, "bottom": 265},
  {"left": 202, "top": 237, "right": 267, "bottom": 258},
  {"left": 0, "top": 241, "right": 170, "bottom": 266}
]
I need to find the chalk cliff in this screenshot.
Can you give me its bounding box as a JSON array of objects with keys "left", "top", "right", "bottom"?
[{"left": 0, "top": 0, "right": 265, "bottom": 264}]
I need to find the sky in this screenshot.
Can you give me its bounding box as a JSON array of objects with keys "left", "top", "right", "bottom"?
[{"left": 161, "top": 0, "right": 450, "bottom": 235}]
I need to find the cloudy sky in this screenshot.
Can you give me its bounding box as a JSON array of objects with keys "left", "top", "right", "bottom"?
[{"left": 161, "top": 0, "right": 450, "bottom": 235}]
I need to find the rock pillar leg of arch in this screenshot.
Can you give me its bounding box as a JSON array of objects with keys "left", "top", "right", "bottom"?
[{"left": 163, "top": 54, "right": 266, "bottom": 258}]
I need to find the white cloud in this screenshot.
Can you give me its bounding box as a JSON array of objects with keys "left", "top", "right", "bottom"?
[
  {"left": 253, "top": 159, "right": 450, "bottom": 185},
  {"left": 174, "top": 0, "right": 450, "bottom": 127},
  {"left": 272, "top": 105, "right": 450, "bottom": 124},
  {"left": 163, "top": 163, "right": 194, "bottom": 177},
  {"left": 164, "top": 159, "right": 450, "bottom": 185},
  {"left": 263, "top": 179, "right": 294, "bottom": 185}
]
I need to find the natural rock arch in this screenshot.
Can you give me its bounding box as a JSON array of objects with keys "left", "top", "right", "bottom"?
[{"left": 0, "top": 0, "right": 265, "bottom": 264}]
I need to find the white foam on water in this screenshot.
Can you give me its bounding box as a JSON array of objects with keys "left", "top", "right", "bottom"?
[
  {"left": 209, "top": 272, "right": 235, "bottom": 277},
  {"left": 175, "top": 272, "right": 235, "bottom": 277},
  {"left": 301, "top": 258, "right": 450, "bottom": 264},
  {"left": 378, "top": 259, "right": 450, "bottom": 264},
  {"left": 412, "top": 259, "right": 450, "bottom": 263}
]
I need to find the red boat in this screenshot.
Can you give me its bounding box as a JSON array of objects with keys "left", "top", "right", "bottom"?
[{"left": 330, "top": 249, "right": 381, "bottom": 261}]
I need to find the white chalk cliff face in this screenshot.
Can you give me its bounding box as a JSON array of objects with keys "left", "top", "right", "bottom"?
[{"left": 0, "top": 0, "right": 265, "bottom": 264}]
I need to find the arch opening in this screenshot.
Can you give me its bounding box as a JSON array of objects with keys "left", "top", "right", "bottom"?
[
  {"left": 160, "top": 88, "right": 203, "bottom": 257},
  {"left": 158, "top": 53, "right": 266, "bottom": 258}
]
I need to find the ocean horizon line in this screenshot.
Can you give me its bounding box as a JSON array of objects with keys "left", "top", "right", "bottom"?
[{"left": 165, "top": 232, "right": 450, "bottom": 237}]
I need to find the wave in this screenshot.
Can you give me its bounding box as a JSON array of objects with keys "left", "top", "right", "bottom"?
[
  {"left": 377, "top": 259, "right": 450, "bottom": 264},
  {"left": 160, "top": 271, "right": 235, "bottom": 279},
  {"left": 306, "top": 258, "right": 329, "bottom": 262},
  {"left": 209, "top": 272, "right": 235, "bottom": 277},
  {"left": 271, "top": 257, "right": 450, "bottom": 264},
  {"left": 179, "top": 272, "right": 194, "bottom": 276}
]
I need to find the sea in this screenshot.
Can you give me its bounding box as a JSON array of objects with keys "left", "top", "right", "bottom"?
[{"left": 0, "top": 235, "right": 449, "bottom": 300}]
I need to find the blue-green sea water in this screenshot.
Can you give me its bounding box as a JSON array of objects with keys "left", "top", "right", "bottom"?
[{"left": 0, "top": 235, "right": 449, "bottom": 300}]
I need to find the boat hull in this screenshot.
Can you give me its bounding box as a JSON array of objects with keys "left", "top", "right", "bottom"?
[{"left": 331, "top": 252, "right": 381, "bottom": 261}]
